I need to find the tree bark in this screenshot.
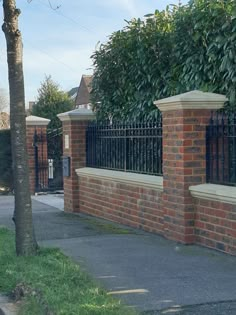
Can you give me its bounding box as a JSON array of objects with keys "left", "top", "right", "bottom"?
[{"left": 2, "top": 0, "right": 38, "bottom": 255}]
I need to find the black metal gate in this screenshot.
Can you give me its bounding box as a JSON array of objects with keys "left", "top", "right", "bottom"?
[
  {"left": 33, "top": 127, "right": 63, "bottom": 193},
  {"left": 47, "top": 127, "right": 63, "bottom": 191}
]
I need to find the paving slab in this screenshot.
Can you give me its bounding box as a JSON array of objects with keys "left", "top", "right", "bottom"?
[
  {"left": 32, "top": 194, "right": 64, "bottom": 211},
  {"left": 1, "top": 195, "right": 236, "bottom": 314}
]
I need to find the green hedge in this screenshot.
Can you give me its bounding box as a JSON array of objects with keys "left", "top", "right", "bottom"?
[
  {"left": 91, "top": 0, "right": 236, "bottom": 120},
  {"left": 0, "top": 129, "right": 13, "bottom": 190}
]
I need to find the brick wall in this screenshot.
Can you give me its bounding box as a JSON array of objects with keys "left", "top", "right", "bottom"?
[
  {"left": 78, "top": 176, "right": 164, "bottom": 234},
  {"left": 62, "top": 120, "right": 88, "bottom": 212},
  {"left": 26, "top": 126, "right": 36, "bottom": 194},
  {"left": 57, "top": 109, "right": 95, "bottom": 212},
  {"left": 59, "top": 92, "right": 236, "bottom": 256},
  {"left": 194, "top": 198, "right": 236, "bottom": 255},
  {"left": 162, "top": 109, "right": 212, "bottom": 244}
]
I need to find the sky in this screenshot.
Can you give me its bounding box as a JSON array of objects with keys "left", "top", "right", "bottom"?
[{"left": 0, "top": 0, "right": 188, "bottom": 108}]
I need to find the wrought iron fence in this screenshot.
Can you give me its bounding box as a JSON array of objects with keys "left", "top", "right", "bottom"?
[
  {"left": 206, "top": 112, "right": 236, "bottom": 186},
  {"left": 47, "top": 127, "right": 63, "bottom": 191},
  {"left": 86, "top": 117, "right": 163, "bottom": 176},
  {"left": 33, "top": 128, "right": 48, "bottom": 192},
  {"left": 33, "top": 127, "right": 63, "bottom": 192}
]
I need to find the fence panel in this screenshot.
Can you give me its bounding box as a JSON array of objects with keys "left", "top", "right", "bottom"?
[
  {"left": 206, "top": 112, "right": 236, "bottom": 186},
  {"left": 86, "top": 118, "right": 162, "bottom": 176}
]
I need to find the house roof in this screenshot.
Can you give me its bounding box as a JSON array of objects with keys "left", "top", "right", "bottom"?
[
  {"left": 82, "top": 75, "right": 93, "bottom": 93},
  {"left": 75, "top": 75, "right": 93, "bottom": 107},
  {"left": 67, "top": 87, "right": 78, "bottom": 101}
]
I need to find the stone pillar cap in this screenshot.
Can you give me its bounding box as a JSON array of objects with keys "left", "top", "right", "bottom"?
[
  {"left": 57, "top": 108, "right": 95, "bottom": 122},
  {"left": 154, "top": 90, "right": 228, "bottom": 112},
  {"left": 26, "top": 115, "right": 50, "bottom": 126}
]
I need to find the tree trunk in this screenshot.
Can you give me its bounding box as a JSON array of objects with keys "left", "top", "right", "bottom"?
[{"left": 2, "top": 0, "right": 38, "bottom": 255}]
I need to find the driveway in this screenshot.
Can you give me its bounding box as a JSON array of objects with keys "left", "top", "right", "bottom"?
[{"left": 1, "top": 195, "right": 236, "bottom": 314}]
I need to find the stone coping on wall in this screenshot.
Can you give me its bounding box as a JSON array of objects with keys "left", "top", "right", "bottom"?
[
  {"left": 58, "top": 108, "right": 95, "bottom": 122},
  {"left": 154, "top": 90, "right": 227, "bottom": 111},
  {"left": 76, "top": 167, "right": 163, "bottom": 191},
  {"left": 26, "top": 115, "right": 50, "bottom": 126},
  {"left": 189, "top": 183, "right": 236, "bottom": 205}
]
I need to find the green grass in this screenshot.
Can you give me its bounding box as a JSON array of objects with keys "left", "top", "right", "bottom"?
[{"left": 0, "top": 228, "right": 137, "bottom": 315}]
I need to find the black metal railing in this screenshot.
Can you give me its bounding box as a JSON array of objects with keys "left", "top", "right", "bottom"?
[
  {"left": 206, "top": 112, "right": 236, "bottom": 186},
  {"left": 33, "top": 128, "right": 48, "bottom": 192},
  {"left": 86, "top": 117, "right": 163, "bottom": 176},
  {"left": 47, "top": 127, "right": 63, "bottom": 191}
]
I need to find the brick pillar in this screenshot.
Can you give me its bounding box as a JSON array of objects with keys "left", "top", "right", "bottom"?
[
  {"left": 58, "top": 108, "right": 95, "bottom": 213},
  {"left": 155, "top": 90, "right": 227, "bottom": 244},
  {"left": 26, "top": 115, "right": 50, "bottom": 194}
]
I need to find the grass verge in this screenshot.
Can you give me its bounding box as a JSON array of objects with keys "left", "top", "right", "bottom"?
[{"left": 0, "top": 228, "right": 137, "bottom": 315}]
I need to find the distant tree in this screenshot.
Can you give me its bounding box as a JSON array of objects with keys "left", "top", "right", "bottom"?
[{"left": 32, "top": 76, "right": 73, "bottom": 130}]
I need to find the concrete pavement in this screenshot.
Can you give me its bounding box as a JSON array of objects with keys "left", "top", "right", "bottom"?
[{"left": 1, "top": 195, "right": 236, "bottom": 314}]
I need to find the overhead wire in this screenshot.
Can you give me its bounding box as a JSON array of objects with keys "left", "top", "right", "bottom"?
[
  {"left": 22, "top": 0, "right": 95, "bottom": 76},
  {"left": 35, "top": 0, "right": 95, "bottom": 33},
  {"left": 24, "top": 40, "right": 82, "bottom": 75}
]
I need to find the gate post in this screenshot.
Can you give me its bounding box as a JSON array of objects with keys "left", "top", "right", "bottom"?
[
  {"left": 26, "top": 115, "right": 50, "bottom": 194},
  {"left": 155, "top": 91, "right": 226, "bottom": 244},
  {"left": 58, "top": 108, "right": 95, "bottom": 213}
]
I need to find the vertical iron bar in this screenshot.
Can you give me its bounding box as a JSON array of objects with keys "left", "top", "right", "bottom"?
[
  {"left": 41, "top": 128, "right": 44, "bottom": 190},
  {"left": 119, "top": 121, "right": 121, "bottom": 170},
  {"left": 160, "top": 114, "right": 163, "bottom": 175},
  {"left": 216, "top": 112, "right": 220, "bottom": 181},
  {"left": 221, "top": 114, "right": 225, "bottom": 183},
  {"left": 228, "top": 113, "right": 231, "bottom": 183},
  {"left": 233, "top": 113, "right": 236, "bottom": 183},
  {"left": 124, "top": 122, "right": 127, "bottom": 172},
  {"left": 210, "top": 112, "right": 214, "bottom": 182},
  {"left": 206, "top": 112, "right": 213, "bottom": 183},
  {"left": 34, "top": 128, "right": 39, "bottom": 192}
]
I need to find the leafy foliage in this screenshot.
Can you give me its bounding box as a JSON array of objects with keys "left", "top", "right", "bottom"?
[
  {"left": 91, "top": 0, "right": 236, "bottom": 120},
  {"left": 31, "top": 76, "right": 73, "bottom": 130}
]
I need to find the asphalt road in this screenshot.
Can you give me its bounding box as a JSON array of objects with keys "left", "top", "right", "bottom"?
[{"left": 1, "top": 195, "right": 236, "bottom": 315}]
